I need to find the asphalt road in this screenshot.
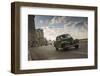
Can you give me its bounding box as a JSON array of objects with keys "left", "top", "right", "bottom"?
[{"left": 28, "top": 40, "right": 88, "bottom": 60}]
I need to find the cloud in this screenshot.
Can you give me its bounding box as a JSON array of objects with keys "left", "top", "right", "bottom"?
[
  {"left": 50, "top": 16, "right": 67, "bottom": 24},
  {"left": 34, "top": 15, "right": 88, "bottom": 40}
]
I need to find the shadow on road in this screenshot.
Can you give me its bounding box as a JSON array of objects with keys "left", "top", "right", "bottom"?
[{"left": 57, "top": 48, "right": 79, "bottom": 51}]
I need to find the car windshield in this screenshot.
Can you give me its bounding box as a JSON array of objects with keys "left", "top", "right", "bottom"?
[
  {"left": 60, "top": 34, "right": 71, "bottom": 39},
  {"left": 56, "top": 34, "right": 72, "bottom": 41}
]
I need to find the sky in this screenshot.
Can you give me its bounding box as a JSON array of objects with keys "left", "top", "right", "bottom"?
[{"left": 34, "top": 15, "right": 88, "bottom": 40}]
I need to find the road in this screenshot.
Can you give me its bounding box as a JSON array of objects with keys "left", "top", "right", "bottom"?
[{"left": 28, "top": 40, "right": 88, "bottom": 60}]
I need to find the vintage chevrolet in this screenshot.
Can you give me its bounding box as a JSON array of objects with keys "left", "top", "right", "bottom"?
[{"left": 54, "top": 34, "right": 79, "bottom": 50}]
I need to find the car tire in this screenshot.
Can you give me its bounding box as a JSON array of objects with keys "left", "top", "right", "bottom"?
[{"left": 75, "top": 45, "right": 79, "bottom": 49}]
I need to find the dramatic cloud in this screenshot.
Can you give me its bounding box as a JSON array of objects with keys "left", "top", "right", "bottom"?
[{"left": 34, "top": 15, "right": 88, "bottom": 40}]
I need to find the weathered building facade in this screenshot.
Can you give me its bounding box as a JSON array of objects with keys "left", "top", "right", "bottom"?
[
  {"left": 35, "top": 29, "right": 48, "bottom": 46},
  {"left": 28, "top": 15, "right": 48, "bottom": 48}
]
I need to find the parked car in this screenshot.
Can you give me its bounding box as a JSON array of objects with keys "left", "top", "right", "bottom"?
[{"left": 54, "top": 34, "right": 79, "bottom": 50}]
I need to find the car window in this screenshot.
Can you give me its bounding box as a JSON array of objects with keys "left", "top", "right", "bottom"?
[
  {"left": 67, "top": 35, "right": 71, "bottom": 38},
  {"left": 61, "top": 34, "right": 71, "bottom": 39},
  {"left": 56, "top": 34, "right": 72, "bottom": 40}
]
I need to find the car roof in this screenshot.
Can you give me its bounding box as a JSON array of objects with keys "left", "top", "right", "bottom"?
[{"left": 57, "top": 34, "right": 70, "bottom": 38}]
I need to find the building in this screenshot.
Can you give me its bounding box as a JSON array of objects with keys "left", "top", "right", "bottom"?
[
  {"left": 28, "top": 15, "right": 47, "bottom": 47},
  {"left": 28, "top": 15, "right": 39, "bottom": 47},
  {"left": 35, "top": 29, "right": 48, "bottom": 46}
]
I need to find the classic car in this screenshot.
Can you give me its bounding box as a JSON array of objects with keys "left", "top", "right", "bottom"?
[{"left": 54, "top": 34, "right": 79, "bottom": 50}]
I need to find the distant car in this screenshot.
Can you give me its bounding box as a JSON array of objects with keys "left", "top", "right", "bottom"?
[{"left": 54, "top": 34, "right": 79, "bottom": 50}]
